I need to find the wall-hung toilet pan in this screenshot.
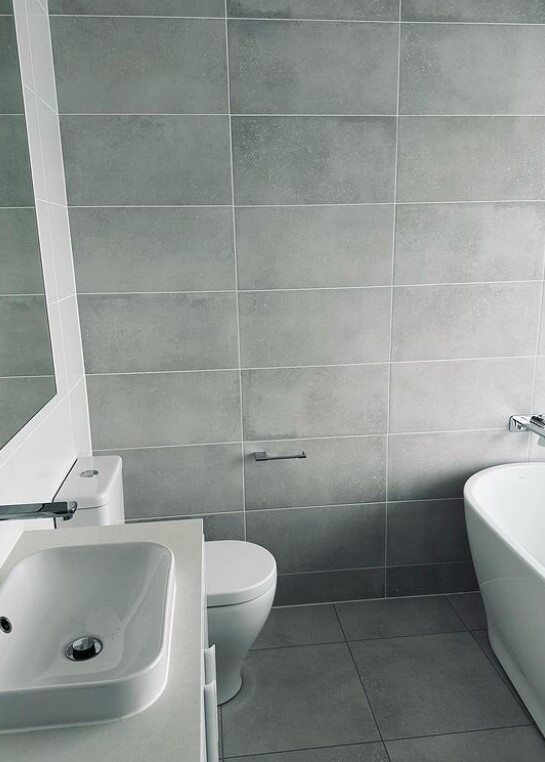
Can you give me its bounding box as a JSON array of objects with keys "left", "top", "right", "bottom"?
[{"left": 206, "top": 541, "right": 277, "bottom": 704}]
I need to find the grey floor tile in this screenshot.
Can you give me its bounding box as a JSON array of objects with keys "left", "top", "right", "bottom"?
[
  {"left": 246, "top": 503, "right": 385, "bottom": 573},
  {"left": 1, "top": 16, "right": 24, "bottom": 114},
  {"left": 397, "top": 116, "right": 545, "bottom": 203},
  {"left": 49, "top": 0, "right": 225, "bottom": 15},
  {"left": 225, "top": 742, "right": 389, "bottom": 762},
  {"left": 222, "top": 643, "right": 379, "bottom": 757},
  {"left": 386, "top": 726, "right": 545, "bottom": 762},
  {"left": 228, "top": 20, "right": 397, "bottom": 114},
  {"left": 79, "top": 293, "right": 239, "bottom": 373},
  {"left": 232, "top": 116, "right": 395, "bottom": 204},
  {"left": 228, "top": 0, "right": 399, "bottom": 20},
  {"left": 400, "top": 24, "right": 545, "bottom": 115},
  {"left": 276, "top": 568, "right": 384, "bottom": 606},
  {"left": 251, "top": 604, "right": 344, "bottom": 650},
  {"left": 61, "top": 115, "right": 231, "bottom": 205},
  {"left": 52, "top": 17, "right": 227, "bottom": 114},
  {"left": 71, "top": 207, "right": 235, "bottom": 293},
  {"left": 350, "top": 632, "right": 529, "bottom": 740},
  {"left": 402, "top": 0, "right": 545, "bottom": 23},
  {"left": 239, "top": 288, "right": 391, "bottom": 368},
  {"left": 236, "top": 204, "right": 393, "bottom": 290},
  {"left": 242, "top": 365, "right": 388, "bottom": 440},
  {"left": 386, "top": 562, "right": 478, "bottom": 598},
  {"left": 448, "top": 592, "right": 487, "bottom": 630},
  {"left": 335, "top": 595, "right": 465, "bottom": 641}
]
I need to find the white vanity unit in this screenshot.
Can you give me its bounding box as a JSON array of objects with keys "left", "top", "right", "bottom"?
[{"left": 0, "top": 519, "right": 218, "bottom": 762}]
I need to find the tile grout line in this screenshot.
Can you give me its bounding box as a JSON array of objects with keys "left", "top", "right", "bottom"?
[
  {"left": 224, "top": 0, "right": 247, "bottom": 540},
  {"left": 64, "top": 200, "right": 545, "bottom": 207}
]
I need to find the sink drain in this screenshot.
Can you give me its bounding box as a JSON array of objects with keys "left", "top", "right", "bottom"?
[{"left": 65, "top": 635, "right": 103, "bottom": 661}]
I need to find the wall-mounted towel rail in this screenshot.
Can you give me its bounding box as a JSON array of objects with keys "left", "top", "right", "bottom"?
[{"left": 252, "top": 451, "right": 307, "bottom": 462}]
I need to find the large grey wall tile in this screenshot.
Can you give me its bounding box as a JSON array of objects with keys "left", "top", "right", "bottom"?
[
  {"left": 0, "top": 296, "right": 54, "bottom": 377},
  {"left": 222, "top": 644, "right": 380, "bottom": 757},
  {"left": 71, "top": 207, "right": 235, "bottom": 293},
  {"left": 386, "top": 499, "right": 471, "bottom": 566},
  {"left": 228, "top": 20, "right": 398, "bottom": 114},
  {"left": 402, "top": 0, "right": 545, "bottom": 23},
  {"left": 228, "top": 0, "right": 399, "bottom": 20},
  {"left": 386, "top": 562, "right": 478, "bottom": 597},
  {"left": 401, "top": 25, "right": 545, "bottom": 115},
  {"left": 87, "top": 371, "right": 241, "bottom": 449},
  {"left": 244, "top": 436, "right": 386, "bottom": 509},
  {"left": 389, "top": 358, "right": 534, "bottom": 432},
  {"left": 232, "top": 116, "right": 396, "bottom": 203},
  {"left": 0, "top": 376, "right": 56, "bottom": 448},
  {"left": 0, "top": 0, "right": 12, "bottom": 13},
  {"left": 161, "top": 512, "right": 245, "bottom": 542},
  {"left": 276, "top": 568, "right": 384, "bottom": 605},
  {"left": 531, "top": 357, "right": 545, "bottom": 404},
  {"left": 49, "top": 0, "right": 225, "bottom": 15},
  {"left": 387, "top": 429, "right": 529, "bottom": 502},
  {"left": 239, "top": 288, "right": 390, "bottom": 367},
  {"left": 0, "top": 116, "right": 33, "bottom": 205},
  {"left": 0, "top": 209, "right": 43, "bottom": 294},
  {"left": 242, "top": 365, "right": 388, "bottom": 439},
  {"left": 51, "top": 18, "right": 227, "bottom": 114},
  {"left": 79, "top": 293, "right": 238, "bottom": 373},
  {"left": 1, "top": 16, "right": 24, "bottom": 114},
  {"left": 397, "top": 117, "right": 545, "bottom": 202},
  {"left": 61, "top": 115, "right": 231, "bottom": 205},
  {"left": 246, "top": 503, "right": 385, "bottom": 572},
  {"left": 387, "top": 727, "right": 545, "bottom": 762},
  {"left": 101, "top": 444, "right": 243, "bottom": 519},
  {"left": 236, "top": 205, "right": 393, "bottom": 289},
  {"left": 394, "top": 203, "right": 545, "bottom": 285},
  {"left": 391, "top": 283, "right": 541, "bottom": 361}
]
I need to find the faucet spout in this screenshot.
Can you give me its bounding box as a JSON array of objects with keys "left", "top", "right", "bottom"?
[
  {"left": 509, "top": 414, "right": 545, "bottom": 439},
  {"left": 0, "top": 501, "right": 77, "bottom": 522}
]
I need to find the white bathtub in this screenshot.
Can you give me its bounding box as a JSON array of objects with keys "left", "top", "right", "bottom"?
[{"left": 465, "top": 462, "right": 545, "bottom": 732}]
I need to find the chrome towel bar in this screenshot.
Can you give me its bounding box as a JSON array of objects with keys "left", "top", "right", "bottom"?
[{"left": 252, "top": 451, "right": 307, "bottom": 462}]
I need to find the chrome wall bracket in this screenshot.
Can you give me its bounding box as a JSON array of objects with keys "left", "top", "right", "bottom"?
[{"left": 253, "top": 451, "right": 307, "bottom": 462}]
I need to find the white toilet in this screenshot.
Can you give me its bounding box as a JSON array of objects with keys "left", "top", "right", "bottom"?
[
  {"left": 206, "top": 540, "right": 277, "bottom": 704},
  {"left": 55, "top": 457, "right": 277, "bottom": 705}
]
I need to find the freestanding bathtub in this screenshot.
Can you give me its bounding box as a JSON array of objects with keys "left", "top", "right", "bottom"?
[{"left": 465, "top": 462, "right": 545, "bottom": 733}]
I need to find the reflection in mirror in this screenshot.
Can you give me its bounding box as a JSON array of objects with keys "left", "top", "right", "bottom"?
[{"left": 0, "top": 0, "right": 56, "bottom": 449}]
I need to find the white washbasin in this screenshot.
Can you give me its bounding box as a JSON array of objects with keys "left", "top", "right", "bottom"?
[{"left": 0, "top": 541, "right": 175, "bottom": 732}]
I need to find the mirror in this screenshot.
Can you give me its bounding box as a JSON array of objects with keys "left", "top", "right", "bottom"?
[{"left": 0, "top": 1, "right": 56, "bottom": 449}]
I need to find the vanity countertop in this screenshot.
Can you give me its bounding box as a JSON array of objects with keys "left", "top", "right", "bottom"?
[{"left": 0, "top": 519, "right": 205, "bottom": 762}]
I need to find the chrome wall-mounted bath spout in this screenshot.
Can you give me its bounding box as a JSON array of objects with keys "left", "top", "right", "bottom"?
[
  {"left": 0, "top": 501, "right": 77, "bottom": 524},
  {"left": 509, "top": 414, "right": 545, "bottom": 439}
]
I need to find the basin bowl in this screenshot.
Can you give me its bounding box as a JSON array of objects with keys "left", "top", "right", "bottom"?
[{"left": 0, "top": 542, "right": 175, "bottom": 732}]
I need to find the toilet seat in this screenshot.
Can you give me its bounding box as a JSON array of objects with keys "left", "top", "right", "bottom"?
[{"left": 205, "top": 541, "right": 277, "bottom": 607}]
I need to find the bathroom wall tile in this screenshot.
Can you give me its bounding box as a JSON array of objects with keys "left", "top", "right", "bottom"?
[
  {"left": 79, "top": 293, "right": 238, "bottom": 373},
  {"left": 51, "top": 18, "right": 227, "bottom": 114},
  {"left": 26, "top": 0, "right": 58, "bottom": 111},
  {"left": 228, "top": 0, "right": 399, "bottom": 21},
  {"left": 401, "top": 25, "right": 545, "bottom": 115},
  {"left": 87, "top": 371, "right": 241, "bottom": 449},
  {"left": 246, "top": 503, "right": 385, "bottom": 573},
  {"left": 36, "top": 99, "right": 67, "bottom": 205},
  {"left": 0, "top": 0, "right": 13, "bottom": 14},
  {"left": 0, "top": 295, "right": 55, "bottom": 377},
  {"left": 0, "top": 208, "right": 43, "bottom": 294},
  {"left": 71, "top": 207, "right": 235, "bottom": 293},
  {"left": 239, "top": 288, "right": 391, "bottom": 367},
  {"left": 386, "top": 563, "right": 478, "bottom": 597},
  {"left": 276, "top": 567, "right": 385, "bottom": 605},
  {"left": 386, "top": 499, "right": 471, "bottom": 566},
  {"left": 242, "top": 365, "right": 388, "bottom": 439},
  {"left": 394, "top": 203, "right": 545, "bottom": 285},
  {"left": 58, "top": 295, "right": 85, "bottom": 388},
  {"left": 46, "top": 203, "right": 77, "bottom": 300},
  {"left": 402, "top": 0, "right": 545, "bottom": 23},
  {"left": 61, "top": 115, "right": 231, "bottom": 205},
  {"left": 34, "top": 201, "right": 58, "bottom": 304},
  {"left": 103, "top": 444, "right": 244, "bottom": 519},
  {"left": 1, "top": 16, "right": 24, "bottom": 114},
  {"left": 0, "top": 116, "right": 34, "bottom": 205},
  {"left": 236, "top": 204, "right": 393, "bottom": 290},
  {"left": 69, "top": 378, "right": 92, "bottom": 455},
  {"left": 232, "top": 116, "right": 395, "bottom": 204},
  {"left": 228, "top": 20, "right": 398, "bottom": 114},
  {"left": 389, "top": 358, "right": 534, "bottom": 433},
  {"left": 391, "top": 283, "right": 541, "bottom": 361},
  {"left": 387, "top": 429, "right": 529, "bottom": 502},
  {"left": 397, "top": 117, "right": 545, "bottom": 202},
  {"left": 0, "top": 376, "right": 56, "bottom": 449},
  {"left": 244, "top": 436, "right": 386, "bottom": 509},
  {"left": 531, "top": 357, "right": 545, "bottom": 405},
  {"left": 200, "top": 511, "right": 245, "bottom": 541},
  {"left": 19, "top": 92, "right": 46, "bottom": 202},
  {"left": 49, "top": 0, "right": 225, "bottom": 15}
]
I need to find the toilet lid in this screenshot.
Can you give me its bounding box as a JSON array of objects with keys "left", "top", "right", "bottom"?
[{"left": 205, "top": 541, "right": 277, "bottom": 606}]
